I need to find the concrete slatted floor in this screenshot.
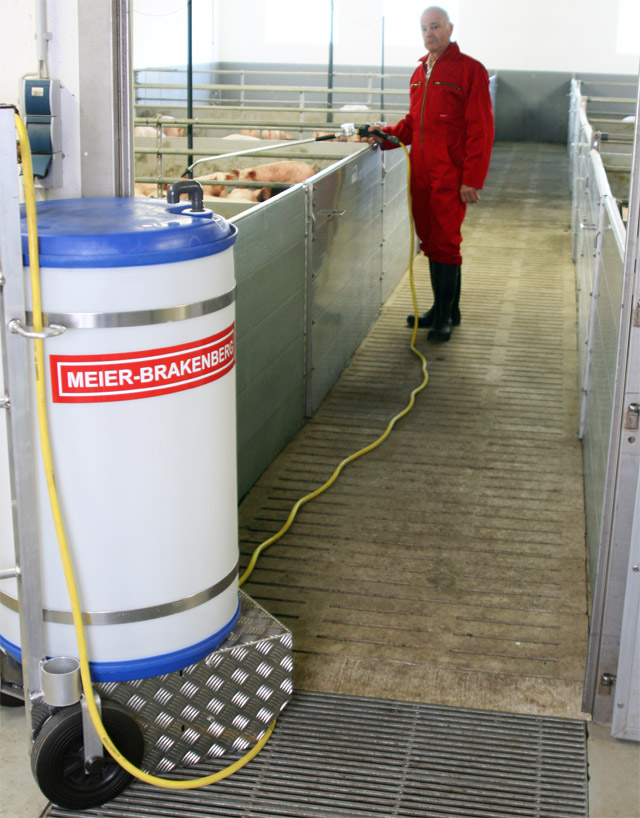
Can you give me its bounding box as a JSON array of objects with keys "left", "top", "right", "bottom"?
[{"left": 239, "top": 142, "right": 588, "bottom": 720}]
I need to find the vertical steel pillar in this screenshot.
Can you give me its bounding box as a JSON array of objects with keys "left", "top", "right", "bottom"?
[
  {"left": 0, "top": 108, "right": 46, "bottom": 727},
  {"left": 187, "top": 0, "right": 194, "bottom": 173},
  {"left": 583, "top": 81, "right": 640, "bottom": 730},
  {"left": 77, "top": 0, "right": 133, "bottom": 197}
]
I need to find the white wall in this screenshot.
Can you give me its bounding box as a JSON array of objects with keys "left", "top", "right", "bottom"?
[
  {"left": 132, "top": 0, "right": 214, "bottom": 68},
  {"left": 3, "top": 0, "right": 638, "bottom": 104},
  {"left": 1, "top": 0, "right": 82, "bottom": 198},
  {"left": 211, "top": 0, "right": 639, "bottom": 75},
  {"left": 461, "top": 0, "right": 639, "bottom": 74}
]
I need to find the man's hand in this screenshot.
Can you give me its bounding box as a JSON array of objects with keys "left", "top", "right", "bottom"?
[
  {"left": 460, "top": 185, "right": 480, "bottom": 203},
  {"left": 364, "top": 126, "right": 386, "bottom": 146}
]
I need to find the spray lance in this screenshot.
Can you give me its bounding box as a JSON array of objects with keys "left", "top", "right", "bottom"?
[
  {"left": 315, "top": 122, "right": 401, "bottom": 145},
  {"left": 180, "top": 123, "right": 400, "bottom": 178}
]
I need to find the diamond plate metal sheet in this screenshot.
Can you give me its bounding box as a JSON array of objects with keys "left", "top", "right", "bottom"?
[{"left": 96, "top": 591, "right": 292, "bottom": 773}]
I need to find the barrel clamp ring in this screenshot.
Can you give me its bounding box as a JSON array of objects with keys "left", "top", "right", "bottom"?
[{"left": 7, "top": 319, "right": 66, "bottom": 339}]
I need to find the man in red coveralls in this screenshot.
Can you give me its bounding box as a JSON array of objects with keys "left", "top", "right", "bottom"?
[{"left": 373, "top": 6, "right": 494, "bottom": 343}]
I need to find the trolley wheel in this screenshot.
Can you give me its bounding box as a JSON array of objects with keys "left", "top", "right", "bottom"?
[{"left": 31, "top": 700, "right": 144, "bottom": 810}]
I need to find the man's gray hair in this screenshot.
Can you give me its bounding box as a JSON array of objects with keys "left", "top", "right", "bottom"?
[{"left": 422, "top": 6, "right": 451, "bottom": 24}]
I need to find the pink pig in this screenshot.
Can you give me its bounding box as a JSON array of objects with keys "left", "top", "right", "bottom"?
[{"left": 235, "top": 161, "right": 316, "bottom": 199}]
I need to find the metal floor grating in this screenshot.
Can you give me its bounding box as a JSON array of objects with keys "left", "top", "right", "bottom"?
[{"left": 46, "top": 689, "right": 588, "bottom": 818}]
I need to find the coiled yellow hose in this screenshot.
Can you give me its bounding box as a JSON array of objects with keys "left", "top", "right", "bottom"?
[
  {"left": 15, "top": 112, "right": 426, "bottom": 791},
  {"left": 238, "top": 142, "right": 428, "bottom": 586}
]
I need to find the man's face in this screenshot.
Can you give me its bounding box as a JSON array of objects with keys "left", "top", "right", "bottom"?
[{"left": 420, "top": 9, "right": 453, "bottom": 57}]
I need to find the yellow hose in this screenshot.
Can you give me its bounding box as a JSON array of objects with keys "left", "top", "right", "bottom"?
[
  {"left": 16, "top": 111, "right": 426, "bottom": 791},
  {"left": 239, "top": 142, "right": 427, "bottom": 588}
]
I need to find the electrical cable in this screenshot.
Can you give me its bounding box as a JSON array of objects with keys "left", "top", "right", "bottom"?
[{"left": 15, "top": 112, "right": 426, "bottom": 792}]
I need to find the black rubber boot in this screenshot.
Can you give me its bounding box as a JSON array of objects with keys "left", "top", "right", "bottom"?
[
  {"left": 406, "top": 260, "right": 436, "bottom": 328},
  {"left": 427, "top": 263, "right": 459, "bottom": 343},
  {"left": 451, "top": 266, "right": 461, "bottom": 326}
]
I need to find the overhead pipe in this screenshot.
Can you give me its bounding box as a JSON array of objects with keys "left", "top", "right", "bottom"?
[
  {"left": 381, "top": 16, "right": 385, "bottom": 117},
  {"left": 327, "top": 0, "right": 334, "bottom": 123},
  {"left": 35, "top": 0, "right": 50, "bottom": 79},
  {"left": 187, "top": 0, "right": 194, "bottom": 175}
]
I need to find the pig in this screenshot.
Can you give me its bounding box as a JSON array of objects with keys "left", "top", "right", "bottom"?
[
  {"left": 223, "top": 134, "right": 261, "bottom": 141},
  {"left": 234, "top": 161, "right": 316, "bottom": 199},
  {"left": 196, "top": 170, "right": 239, "bottom": 197},
  {"left": 261, "top": 129, "right": 293, "bottom": 140},
  {"left": 134, "top": 125, "right": 185, "bottom": 137},
  {"left": 226, "top": 187, "right": 267, "bottom": 202},
  {"left": 241, "top": 129, "right": 261, "bottom": 138},
  {"left": 134, "top": 182, "right": 162, "bottom": 198}
]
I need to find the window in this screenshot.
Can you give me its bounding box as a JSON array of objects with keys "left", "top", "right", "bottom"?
[
  {"left": 383, "top": 1, "right": 460, "bottom": 48},
  {"left": 266, "top": 0, "right": 333, "bottom": 45},
  {"left": 617, "top": 0, "right": 640, "bottom": 55}
]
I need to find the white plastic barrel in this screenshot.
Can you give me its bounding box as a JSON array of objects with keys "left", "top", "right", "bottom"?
[{"left": 0, "top": 197, "right": 240, "bottom": 681}]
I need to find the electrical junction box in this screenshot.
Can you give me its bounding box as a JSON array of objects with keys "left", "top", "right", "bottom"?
[{"left": 21, "top": 78, "right": 62, "bottom": 188}]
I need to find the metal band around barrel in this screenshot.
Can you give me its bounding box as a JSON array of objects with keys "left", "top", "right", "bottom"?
[
  {"left": 26, "top": 286, "right": 236, "bottom": 330},
  {"left": 0, "top": 560, "right": 238, "bottom": 625}
]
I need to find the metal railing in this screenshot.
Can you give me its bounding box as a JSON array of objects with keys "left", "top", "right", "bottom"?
[
  {"left": 569, "top": 79, "right": 628, "bottom": 431},
  {"left": 134, "top": 65, "right": 411, "bottom": 120},
  {"left": 568, "top": 77, "right": 635, "bottom": 622}
]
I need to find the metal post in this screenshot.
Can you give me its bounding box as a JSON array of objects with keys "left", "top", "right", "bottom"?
[
  {"left": 0, "top": 107, "right": 46, "bottom": 718},
  {"left": 327, "top": 0, "right": 334, "bottom": 123},
  {"left": 115, "top": 0, "right": 134, "bottom": 197},
  {"left": 579, "top": 184, "right": 606, "bottom": 439},
  {"left": 78, "top": 0, "right": 133, "bottom": 197},
  {"left": 187, "top": 0, "right": 194, "bottom": 175},
  {"left": 381, "top": 17, "right": 385, "bottom": 116}
]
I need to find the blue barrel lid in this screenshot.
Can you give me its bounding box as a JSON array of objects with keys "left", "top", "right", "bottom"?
[{"left": 21, "top": 197, "right": 237, "bottom": 268}]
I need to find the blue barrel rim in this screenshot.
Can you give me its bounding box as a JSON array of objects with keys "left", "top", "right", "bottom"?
[
  {"left": 0, "top": 597, "right": 241, "bottom": 683},
  {"left": 20, "top": 197, "right": 238, "bottom": 268}
]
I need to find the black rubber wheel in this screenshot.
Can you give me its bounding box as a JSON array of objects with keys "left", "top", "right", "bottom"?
[{"left": 31, "top": 700, "right": 144, "bottom": 810}]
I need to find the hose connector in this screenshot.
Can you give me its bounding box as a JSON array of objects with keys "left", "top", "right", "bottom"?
[
  {"left": 166, "top": 179, "right": 204, "bottom": 212},
  {"left": 355, "top": 123, "right": 400, "bottom": 145}
]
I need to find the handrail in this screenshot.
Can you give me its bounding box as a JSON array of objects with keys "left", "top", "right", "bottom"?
[
  {"left": 135, "top": 82, "right": 408, "bottom": 96},
  {"left": 135, "top": 67, "right": 411, "bottom": 79}
]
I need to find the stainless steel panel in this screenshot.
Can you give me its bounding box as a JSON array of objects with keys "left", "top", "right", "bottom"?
[
  {"left": 381, "top": 148, "right": 413, "bottom": 304},
  {"left": 572, "top": 81, "right": 640, "bottom": 724},
  {"left": 593, "top": 90, "right": 640, "bottom": 729},
  {"left": 232, "top": 187, "right": 307, "bottom": 499},
  {"left": 0, "top": 109, "right": 46, "bottom": 712},
  {"left": 308, "top": 149, "right": 383, "bottom": 414},
  {"left": 582, "top": 204, "right": 626, "bottom": 596},
  {"left": 612, "top": 474, "right": 640, "bottom": 740}
]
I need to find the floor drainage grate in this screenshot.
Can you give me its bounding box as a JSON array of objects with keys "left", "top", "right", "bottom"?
[{"left": 45, "top": 690, "right": 588, "bottom": 818}]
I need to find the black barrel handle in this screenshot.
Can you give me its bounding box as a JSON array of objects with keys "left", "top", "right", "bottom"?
[{"left": 166, "top": 179, "right": 204, "bottom": 212}]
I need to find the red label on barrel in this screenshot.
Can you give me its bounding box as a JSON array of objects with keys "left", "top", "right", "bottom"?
[{"left": 50, "top": 325, "right": 235, "bottom": 403}]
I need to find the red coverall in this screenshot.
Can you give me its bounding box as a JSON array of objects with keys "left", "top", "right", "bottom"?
[{"left": 382, "top": 42, "right": 494, "bottom": 266}]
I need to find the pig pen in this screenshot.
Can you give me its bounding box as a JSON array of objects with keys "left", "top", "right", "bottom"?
[
  {"left": 135, "top": 135, "right": 411, "bottom": 498},
  {"left": 568, "top": 76, "right": 636, "bottom": 634}
]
